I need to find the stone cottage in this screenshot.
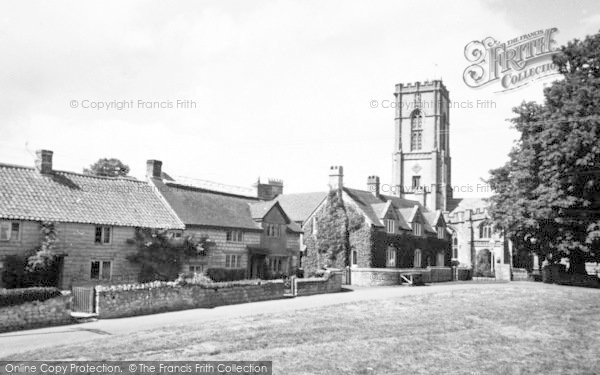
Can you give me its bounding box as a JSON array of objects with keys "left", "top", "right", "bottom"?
[
  {"left": 146, "top": 160, "right": 302, "bottom": 279},
  {"left": 0, "top": 150, "right": 184, "bottom": 289}
]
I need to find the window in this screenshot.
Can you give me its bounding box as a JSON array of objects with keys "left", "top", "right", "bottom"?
[
  {"left": 413, "top": 222, "right": 423, "bottom": 236},
  {"left": 437, "top": 252, "right": 445, "bottom": 266},
  {"left": 312, "top": 216, "right": 318, "bottom": 236},
  {"left": 479, "top": 224, "right": 493, "bottom": 239},
  {"left": 410, "top": 110, "right": 423, "bottom": 151},
  {"left": 412, "top": 175, "right": 421, "bottom": 189},
  {"left": 225, "top": 254, "right": 242, "bottom": 268},
  {"left": 226, "top": 230, "right": 243, "bottom": 242},
  {"left": 385, "top": 219, "right": 396, "bottom": 234},
  {"left": 268, "top": 256, "right": 286, "bottom": 273},
  {"left": 414, "top": 249, "right": 422, "bottom": 268},
  {"left": 437, "top": 226, "right": 445, "bottom": 239},
  {"left": 189, "top": 264, "right": 205, "bottom": 274},
  {"left": 386, "top": 247, "right": 396, "bottom": 268},
  {"left": 265, "top": 224, "right": 282, "bottom": 238},
  {"left": 452, "top": 232, "right": 458, "bottom": 259},
  {"left": 352, "top": 250, "right": 358, "bottom": 266},
  {"left": 90, "top": 261, "right": 111, "bottom": 280},
  {"left": 171, "top": 231, "right": 183, "bottom": 239},
  {"left": 0, "top": 221, "right": 19, "bottom": 241},
  {"left": 94, "top": 226, "right": 111, "bottom": 244}
]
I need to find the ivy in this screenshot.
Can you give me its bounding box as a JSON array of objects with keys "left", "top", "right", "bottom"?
[
  {"left": 127, "top": 229, "right": 215, "bottom": 282},
  {"left": 314, "top": 190, "right": 364, "bottom": 267}
]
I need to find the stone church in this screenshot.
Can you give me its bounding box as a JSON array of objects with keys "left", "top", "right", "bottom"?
[{"left": 390, "top": 80, "right": 512, "bottom": 278}]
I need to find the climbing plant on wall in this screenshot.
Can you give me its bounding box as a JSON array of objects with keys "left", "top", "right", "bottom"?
[{"left": 314, "top": 190, "right": 364, "bottom": 268}]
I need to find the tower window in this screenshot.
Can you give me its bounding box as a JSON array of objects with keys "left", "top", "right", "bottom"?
[
  {"left": 410, "top": 110, "right": 423, "bottom": 151},
  {"left": 412, "top": 176, "right": 421, "bottom": 189}
]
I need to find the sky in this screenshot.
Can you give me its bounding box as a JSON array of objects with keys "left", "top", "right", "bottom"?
[{"left": 0, "top": 0, "right": 599, "bottom": 197}]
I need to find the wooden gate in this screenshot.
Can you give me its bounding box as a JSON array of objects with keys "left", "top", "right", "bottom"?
[
  {"left": 283, "top": 276, "right": 297, "bottom": 297},
  {"left": 72, "top": 286, "right": 96, "bottom": 313}
]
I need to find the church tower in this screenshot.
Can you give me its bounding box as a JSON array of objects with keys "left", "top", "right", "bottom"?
[{"left": 392, "top": 80, "right": 452, "bottom": 211}]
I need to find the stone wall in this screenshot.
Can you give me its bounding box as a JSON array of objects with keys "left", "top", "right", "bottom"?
[
  {"left": 296, "top": 271, "right": 343, "bottom": 296},
  {"left": 0, "top": 295, "right": 72, "bottom": 333},
  {"left": 96, "top": 281, "right": 286, "bottom": 319},
  {"left": 349, "top": 267, "right": 452, "bottom": 286},
  {"left": 512, "top": 268, "right": 529, "bottom": 281}
]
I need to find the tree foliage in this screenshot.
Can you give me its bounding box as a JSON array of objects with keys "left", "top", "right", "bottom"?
[
  {"left": 488, "top": 31, "right": 600, "bottom": 272},
  {"left": 127, "top": 229, "right": 214, "bottom": 282},
  {"left": 84, "top": 158, "right": 130, "bottom": 177}
]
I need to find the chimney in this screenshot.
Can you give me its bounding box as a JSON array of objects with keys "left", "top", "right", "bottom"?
[
  {"left": 256, "top": 178, "right": 284, "bottom": 200},
  {"left": 328, "top": 165, "right": 343, "bottom": 191},
  {"left": 146, "top": 159, "right": 162, "bottom": 179},
  {"left": 35, "top": 150, "right": 53, "bottom": 174},
  {"left": 367, "top": 175, "right": 380, "bottom": 196}
]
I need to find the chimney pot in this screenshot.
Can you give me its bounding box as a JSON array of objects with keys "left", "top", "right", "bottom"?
[
  {"left": 146, "top": 160, "right": 162, "bottom": 179},
  {"left": 328, "top": 165, "right": 344, "bottom": 191},
  {"left": 367, "top": 175, "right": 380, "bottom": 196},
  {"left": 35, "top": 150, "right": 53, "bottom": 174}
]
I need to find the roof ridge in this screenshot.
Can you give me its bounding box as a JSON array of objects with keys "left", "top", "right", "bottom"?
[
  {"left": 0, "top": 162, "right": 35, "bottom": 170},
  {"left": 53, "top": 169, "right": 143, "bottom": 182},
  {"left": 164, "top": 181, "right": 259, "bottom": 200}
]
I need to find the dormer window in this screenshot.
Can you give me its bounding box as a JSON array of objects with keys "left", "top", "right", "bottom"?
[
  {"left": 413, "top": 222, "right": 423, "bottom": 236},
  {"left": 437, "top": 226, "right": 445, "bottom": 239},
  {"left": 385, "top": 219, "right": 396, "bottom": 234}
]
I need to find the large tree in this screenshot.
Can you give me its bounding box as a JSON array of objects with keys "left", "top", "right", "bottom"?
[
  {"left": 488, "top": 31, "right": 600, "bottom": 273},
  {"left": 84, "top": 158, "right": 130, "bottom": 177}
]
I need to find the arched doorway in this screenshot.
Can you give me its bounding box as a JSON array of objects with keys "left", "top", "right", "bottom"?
[{"left": 475, "top": 249, "right": 492, "bottom": 277}]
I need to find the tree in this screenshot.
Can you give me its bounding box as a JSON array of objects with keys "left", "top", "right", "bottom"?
[
  {"left": 127, "top": 229, "right": 214, "bottom": 282},
  {"left": 488, "top": 31, "right": 600, "bottom": 273},
  {"left": 84, "top": 158, "right": 130, "bottom": 177}
]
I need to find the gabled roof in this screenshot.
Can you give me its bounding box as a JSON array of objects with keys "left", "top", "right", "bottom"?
[
  {"left": 274, "top": 192, "right": 328, "bottom": 223},
  {"left": 152, "top": 179, "right": 261, "bottom": 231},
  {"left": 0, "top": 163, "right": 184, "bottom": 229},
  {"left": 248, "top": 200, "right": 279, "bottom": 220},
  {"left": 447, "top": 197, "right": 489, "bottom": 213}
]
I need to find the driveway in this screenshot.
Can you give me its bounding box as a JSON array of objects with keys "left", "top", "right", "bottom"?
[{"left": 0, "top": 281, "right": 515, "bottom": 358}]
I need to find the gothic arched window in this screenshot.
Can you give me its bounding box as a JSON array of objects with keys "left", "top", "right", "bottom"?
[{"left": 410, "top": 110, "right": 423, "bottom": 151}]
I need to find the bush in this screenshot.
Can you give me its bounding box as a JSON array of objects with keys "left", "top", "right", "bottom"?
[
  {"left": 0, "top": 287, "right": 62, "bottom": 308},
  {"left": 205, "top": 268, "right": 247, "bottom": 282},
  {"left": 1, "top": 254, "right": 29, "bottom": 289}
]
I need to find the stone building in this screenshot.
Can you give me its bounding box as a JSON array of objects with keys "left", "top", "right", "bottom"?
[
  {"left": 389, "top": 80, "right": 511, "bottom": 276},
  {"left": 0, "top": 150, "right": 184, "bottom": 289},
  {"left": 146, "top": 160, "right": 302, "bottom": 279},
  {"left": 277, "top": 166, "right": 450, "bottom": 280}
]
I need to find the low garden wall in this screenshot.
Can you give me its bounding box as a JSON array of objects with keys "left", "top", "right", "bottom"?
[
  {"left": 96, "top": 280, "right": 286, "bottom": 319},
  {"left": 296, "top": 271, "right": 343, "bottom": 296},
  {"left": 0, "top": 295, "right": 72, "bottom": 333},
  {"left": 349, "top": 267, "right": 453, "bottom": 286}
]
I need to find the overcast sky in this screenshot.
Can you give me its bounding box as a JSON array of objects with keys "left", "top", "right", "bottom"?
[{"left": 1, "top": 0, "right": 599, "bottom": 196}]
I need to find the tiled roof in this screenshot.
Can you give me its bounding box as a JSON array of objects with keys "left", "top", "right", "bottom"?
[
  {"left": 274, "top": 192, "right": 328, "bottom": 223},
  {"left": 447, "top": 197, "right": 489, "bottom": 213},
  {"left": 248, "top": 200, "right": 279, "bottom": 220},
  {"left": 153, "top": 179, "right": 262, "bottom": 231},
  {"left": 0, "top": 163, "right": 184, "bottom": 228}
]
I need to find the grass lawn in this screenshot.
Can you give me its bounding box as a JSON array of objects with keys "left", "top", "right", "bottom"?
[{"left": 7, "top": 283, "right": 600, "bottom": 374}]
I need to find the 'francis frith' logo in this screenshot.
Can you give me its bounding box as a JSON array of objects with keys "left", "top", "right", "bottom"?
[{"left": 463, "top": 28, "right": 560, "bottom": 92}]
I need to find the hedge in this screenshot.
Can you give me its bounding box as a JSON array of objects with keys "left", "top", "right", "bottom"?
[
  {"left": 205, "top": 268, "right": 247, "bottom": 282},
  {"left": 0, "top": 287, "right": 62, "bottom": 308}
]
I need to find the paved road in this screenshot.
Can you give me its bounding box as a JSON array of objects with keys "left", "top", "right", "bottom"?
[{"left": 0, "top": 282, "right": 520, "bottom": 358}]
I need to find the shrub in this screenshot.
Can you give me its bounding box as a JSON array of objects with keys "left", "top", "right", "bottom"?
[
  {"left": 206, "top": 268, "right": 247, "bottom": 282},
  {"left": 1, "top": 254, "right": 29, "bottom": 289},
  {"left": 0, "top": 287, "right": 62, "bottom": 308}
]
